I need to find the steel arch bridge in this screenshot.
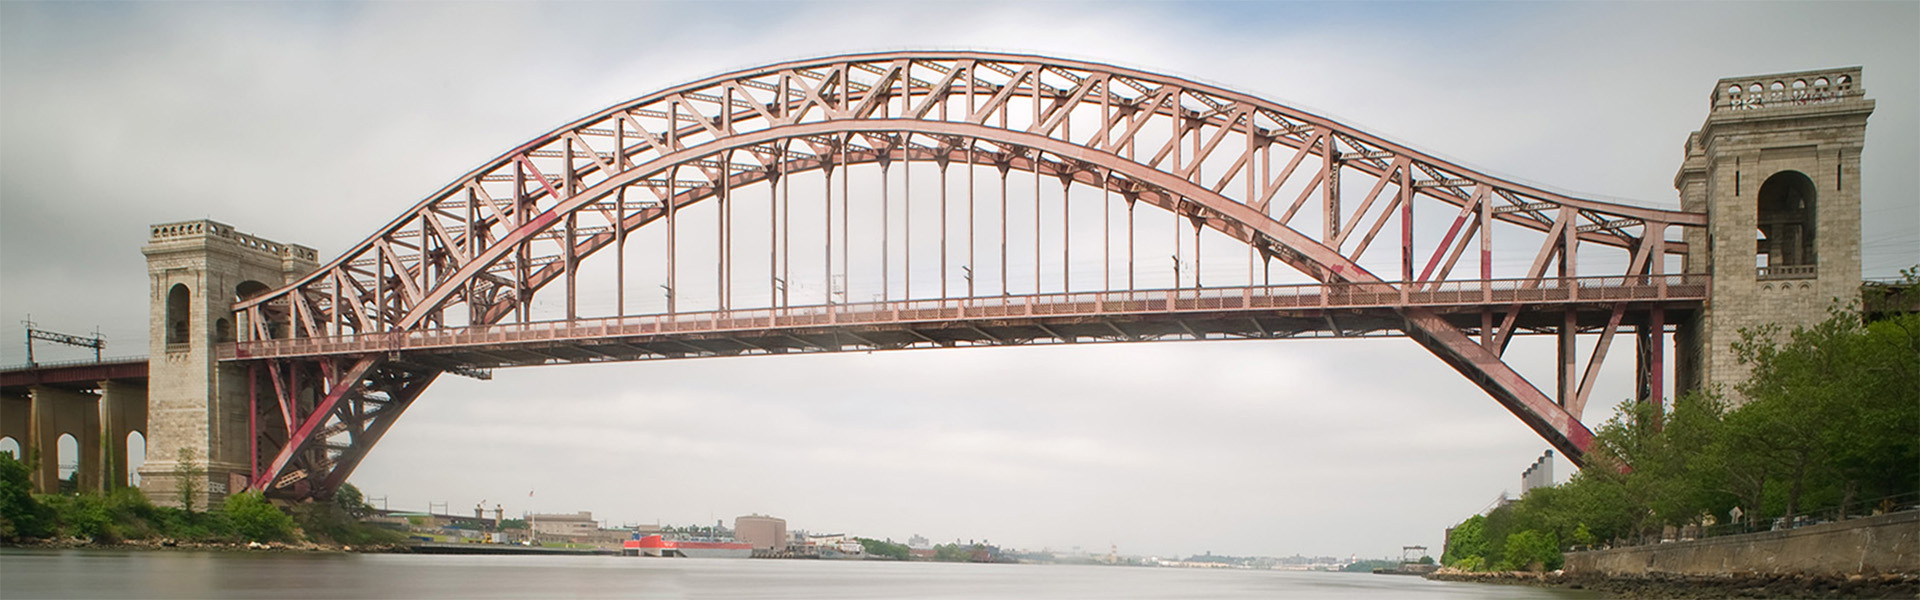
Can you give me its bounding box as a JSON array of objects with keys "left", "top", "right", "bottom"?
[{"left": 228, "top": 51, "right": 1705, "bottom": 500}]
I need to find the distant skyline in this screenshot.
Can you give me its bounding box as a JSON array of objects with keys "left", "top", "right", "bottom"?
[{"left": 2, "top": 1, "right": 1915, "bottom": 559}]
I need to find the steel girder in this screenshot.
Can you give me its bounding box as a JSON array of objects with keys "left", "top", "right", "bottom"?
[
  {"left": 247, "top": 357, "right": 437, "bottom": 500},
  {"left": 230, "top": 51, "right": 1706, "bottom": 499}
]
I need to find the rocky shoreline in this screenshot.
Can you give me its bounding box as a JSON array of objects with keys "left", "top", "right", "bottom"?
[
  {"left": 3, "top": 536, "right": 408, "bottom": 554},
  {"left": 1426, "top": 568, "right": 1920, "bottom": 599}
]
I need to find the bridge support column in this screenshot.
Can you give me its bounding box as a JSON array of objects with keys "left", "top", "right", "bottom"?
[
  {"left": 1674, "top": 68, "right": 1873, "bottom": 403},
  {"left": 141, "top": 220, "right": 316, "bottom": 509},
  {"left": 99, "top": 380, "right": 147, "bottom": 489}
]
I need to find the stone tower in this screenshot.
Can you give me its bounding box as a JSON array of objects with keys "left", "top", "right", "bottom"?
[
  {"left": 1674, "top": 68, "right": 1874, "bottom": 402},
  {"left": 140, "top": 221, "right": 316, "bottom": 509}
]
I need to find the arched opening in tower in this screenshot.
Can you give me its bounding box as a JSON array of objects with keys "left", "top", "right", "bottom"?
[
  {"left": 167, "top": 283, "right": 192, "bottom": 345},
  {"left": 1755, "top": 170, "right": 1817, "bottom": 273}
]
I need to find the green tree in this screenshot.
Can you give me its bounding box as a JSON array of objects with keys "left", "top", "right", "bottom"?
[
  {"left": 854, "top": 537, "right": 911, "bottom": 560},
  {"left": 224, "top": 490, "right": 294, "bottom": 542},
  {"left": 174, "top": 448, "right": 204, "bottom": 512},
  {"left": 0, "top": 453, "right": 54, "bottom": 541},
  {"left": 1734, "top": 308, "right": 1920, "bottom": 519},
  {"left": 290, "top": 483, "right": 403, "bottom": 546},
  {"left": 1441, "top": 296, "right": 1920, "bottom": 562},
  {"left": 1571, "top": 523, "right": 1595, "bottom": 547},
  {"left": 933, "top": 543, "right": 985, "bottom": 562},
  {"left": 1498, "top": 529, "right": 1561, "bottom": 572},
  {"left": 332, "top": 483, "right": 374, "bottom": 519},
  {"left": 1440, "top": 514, "right": 1487, "bottom": 568}
]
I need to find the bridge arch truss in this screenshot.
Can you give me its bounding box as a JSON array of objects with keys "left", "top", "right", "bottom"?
[{"left": 230, "top": 52, "right": 1706, "bottom": 499}]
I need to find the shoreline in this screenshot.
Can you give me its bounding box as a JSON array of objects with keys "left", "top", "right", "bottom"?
[
  {"left": 1, "top": 536, "right": 406, "bottom": 554},
  {"left": 1425, "top": 568, "right": 1920, "bottom": 599}
]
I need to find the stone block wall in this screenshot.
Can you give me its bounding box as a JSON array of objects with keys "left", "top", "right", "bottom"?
[{"left": 1566, "top": 510, "right": 1920, "bottom": 577}]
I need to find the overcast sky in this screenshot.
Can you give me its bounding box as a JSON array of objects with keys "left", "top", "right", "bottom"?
[{"left": 2, "top": 1, "right": 1915, "bottom": 559}]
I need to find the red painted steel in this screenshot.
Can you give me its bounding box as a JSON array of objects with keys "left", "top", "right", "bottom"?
[{"left": 216, "top": 52, "right": 1707, "bottom": 501}]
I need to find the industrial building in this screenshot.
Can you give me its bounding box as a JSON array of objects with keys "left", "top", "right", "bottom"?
[{"left": 734, "top": 514, "right": 788, "bottom": 550}]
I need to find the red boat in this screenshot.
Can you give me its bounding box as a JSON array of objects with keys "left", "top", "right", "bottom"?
[{"left": 623, "top": 534, "right": 753, "bottom": 558}]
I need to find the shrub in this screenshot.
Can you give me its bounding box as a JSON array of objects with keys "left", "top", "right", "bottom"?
[
  {"left": 1439, "top": 514, "right": 1487, "bottom": 568},
  {"left": 1447, "top": 555, "right": 1486, "bottom": 571},
  {"left": 224, "top": 491, "right": 295, "bottom": 542},
  {"left": 1498, "top": 529, "right": 1562, "bottom": 572},
  {"left": 41, "top": 493, "right": 114, "bottom": 541},
  {"left": 0, "top": 453, "right": 54, "bottom": 541},
  {"left": 290, "top": 498, "right": 404, "bottom": 546}
]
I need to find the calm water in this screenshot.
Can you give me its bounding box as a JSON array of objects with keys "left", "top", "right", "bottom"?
[{"left": 0, "top": 549, "right": 1597, "bottom": 599}]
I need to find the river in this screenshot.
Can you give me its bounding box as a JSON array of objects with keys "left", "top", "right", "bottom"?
[{"left": 0, "top": 548, "right": 1598, "bottom": 599}]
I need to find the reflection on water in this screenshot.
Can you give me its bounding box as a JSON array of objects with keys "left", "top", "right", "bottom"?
[{"left": 0, "top": 548, "right": 1597, "bottom": 599}]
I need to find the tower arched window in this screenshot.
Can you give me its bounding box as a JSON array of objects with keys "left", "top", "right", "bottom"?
[
  {"left": 1756, "top": 170, "right": 1817, "bottom": 279},
  {"left": 166, "top": 284, "right": 192, "bottom": 345}
]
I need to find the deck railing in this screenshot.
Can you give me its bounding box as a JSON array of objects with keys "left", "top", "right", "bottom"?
[{"left": 224, "top": 274, "right": 1709, "bottom": 361}]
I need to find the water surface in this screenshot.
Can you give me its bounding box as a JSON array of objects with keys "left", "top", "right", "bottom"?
[{"left": 0, "top": 549, "right": 1597, "bottom": 599}]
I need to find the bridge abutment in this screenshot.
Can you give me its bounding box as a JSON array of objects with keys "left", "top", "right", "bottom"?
[
  {"left": 140, "top": 220, "right": 315, "bottom": 509},
  {"left": 1675, "top": 68, "right": 1873, "bottom": 402}
]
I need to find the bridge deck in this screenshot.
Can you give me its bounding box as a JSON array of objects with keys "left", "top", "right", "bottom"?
[
  {"left": 226, "top": 275, "right": 1705, "bottom": 370},
  {"left": 0, "top": 358, "right": 150, "bottom": 390}
]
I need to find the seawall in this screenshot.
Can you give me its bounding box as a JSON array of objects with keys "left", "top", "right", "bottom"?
[{"left": 1565, "top": 510, "right": 1919, "bottom": 577}]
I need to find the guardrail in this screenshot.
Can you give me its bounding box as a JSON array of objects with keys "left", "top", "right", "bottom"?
[
  {"left": 1756, "top": 265, "right": 1817, "bottom": 280},
  {"left": 1574, "top": 490, "right": 1920, "bottom": 551},
  {"left": 225, "top": 274, "right": 1709, "bottom": 361}
]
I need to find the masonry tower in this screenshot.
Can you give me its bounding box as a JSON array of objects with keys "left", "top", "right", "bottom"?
[
  {"left": 140, "top": 221, "right": 316, "bottom": 508},
  {"left": 1674, "top": 68, "right": 1874, "bottom": 400}
]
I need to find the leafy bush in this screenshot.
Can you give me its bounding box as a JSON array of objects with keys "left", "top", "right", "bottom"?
[
  {"left": 854, "top": 537, "right": 911, "bottom": 560},
  {"left": 1447, "top": 555, "right": 1486, "bottom": 571},
  {"left": 40, "top": 494, "right": 113, "bottom": 541},
  {"left": 289, "top": 485, "right": 402, "bottom": 546},
  {"left": 224, "top": 491, "right": 295, "bottom": 542},
  {"left": 1439, "top": 514, "right": 1486, "bottom": 567},
  {"left": 0, "top": 453, "right": 54, "bottom": 541},
  {"left": 1497, "top": 529, "right": 1561, "bottom": 572}
]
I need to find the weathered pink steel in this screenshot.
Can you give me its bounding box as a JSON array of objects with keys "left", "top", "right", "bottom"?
[{"left": 227, "top": 52, "right": 1704, "bottom": 501}]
